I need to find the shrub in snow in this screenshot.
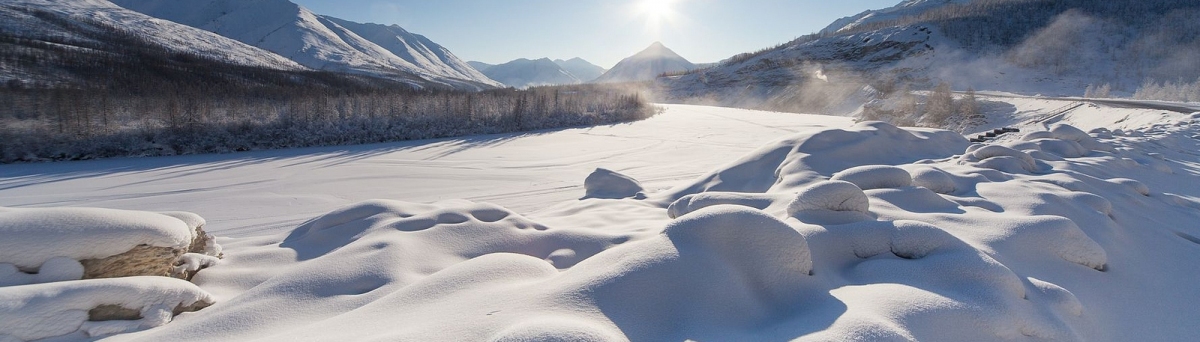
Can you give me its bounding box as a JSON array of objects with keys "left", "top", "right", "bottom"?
[
  {"left": 582, "top": 168, "right": 645, "bottom": 199},
  {"left": 830, "top": 165, "right": 912, "bottom": 190}
]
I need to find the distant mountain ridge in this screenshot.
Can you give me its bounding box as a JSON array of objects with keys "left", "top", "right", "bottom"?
[
  {"left": 478, "top": 58, "right": 580, "bottom": 89},
  {"left": 110, "top": 0, "right": 501, "bottom": 90},
  {"left": 468, "top": 57, "right": 606, "bottom": 88},
  {"left": 594, "top": 42, "right": 696, "bottom": 83},
  {"left": 554, "top": 58, "right": 607, "bottom": 82}
]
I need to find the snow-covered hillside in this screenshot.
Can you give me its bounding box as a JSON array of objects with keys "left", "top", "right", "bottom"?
[
  {"left": 478, "top": 58, "right": 582, "bottom": 88},
  {"left": 661, "top": 0, "right": 1200, "bottom": 112},
  {"left": 594, "top": 42, "right": 696, "bottom": 83},
  {"left": 3, "top": 100, "right": 1200, "bottom": 340},
  {"left": 0, "top": 0, "right": 304, "bottom": 74},
  {"left": 109, "top": 0, "right": 501, "bottom": 90},
  {"left": 555, "top": 58, "right": 607, "bottom": 82}
]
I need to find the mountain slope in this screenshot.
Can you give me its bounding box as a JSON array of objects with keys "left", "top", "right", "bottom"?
[
  {"left": 594, "top": 42, "right": 695, "bottom": 83},
  {"left": 110, "top": 0, "right": 501, "bottom": 90},
  {"left": 1, "top": 0, "right": 303, "bottom": 74},
  {"left": 480, "top": 58, "right": 581, "bottom": 88},
  {"left": 467, "top": 61, "right": 495, "bottom": 73},
  {"left": 0, "top": 0, "right": 419, "bottom": 92},
  {"left": 554, "top": 58, "right": 607, "bottom": 82},
  {"left": 660, "top": 0, "right": 1200, "bottom": 113}
]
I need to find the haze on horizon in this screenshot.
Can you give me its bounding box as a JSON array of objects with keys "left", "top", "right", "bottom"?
[{"left": 290, "top": 0, "right": 900, "bottom": 68}]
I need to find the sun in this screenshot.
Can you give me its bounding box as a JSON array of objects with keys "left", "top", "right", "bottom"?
[
  {"left": 637, "top": 0, "right": 675, "bottom": 19},
  {"left": 634, "top": 0, "right": 680, "bottom": 35}
]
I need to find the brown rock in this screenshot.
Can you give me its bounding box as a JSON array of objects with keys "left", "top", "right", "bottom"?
[{"left": 80, "top": 245, "right": 183, "bottom": 279}]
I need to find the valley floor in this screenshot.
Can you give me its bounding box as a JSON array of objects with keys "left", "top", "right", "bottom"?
[{"left": 3, "top": 101, "right": 1200, "bottom": 341}]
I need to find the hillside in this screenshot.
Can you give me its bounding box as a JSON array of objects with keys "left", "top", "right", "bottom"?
[
  {"left": 0, "top": 0, "right": 322, "bottom": 88},
  {"left": 110, "top": 0, "right": 501, "bottom": 90},
  {"left": 659, "top": 0, "right": 1200, "bottom": 114}
]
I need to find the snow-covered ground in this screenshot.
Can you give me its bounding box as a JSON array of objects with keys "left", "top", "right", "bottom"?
[
  {"left": 0, "top": 105, "right": 846, "bottom": 238},
  {"left": 3, "top": 102, "right": 1200, "bottom": 341}
]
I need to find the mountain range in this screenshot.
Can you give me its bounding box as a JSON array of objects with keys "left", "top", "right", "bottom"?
[
  {"left": 109, "top": 0, "right": 500, "bottom": 90},
  {"left": 468, "top": 57, "right": 609, "bottom": 88},
  {"left": 658, "top": 0, "right": 1200, "bottom": 114}
]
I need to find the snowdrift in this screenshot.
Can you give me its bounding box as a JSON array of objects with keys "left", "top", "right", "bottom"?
[
  {"left": 5, "top": 105, "right": 1200, "bottom": 341},
  {"left": 38, "top": 116, "right": 1193, "bottom": 341},
  {"left": 0, "top": 208, "right": 222, "bottom": 341}
]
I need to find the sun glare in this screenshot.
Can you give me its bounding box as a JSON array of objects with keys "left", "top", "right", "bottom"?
[
  {"left": 638, "top": 0, "right": 674, "bottom": 19},
  {"left": 635, "top": 0, "right": 680, "bottom": 36}
]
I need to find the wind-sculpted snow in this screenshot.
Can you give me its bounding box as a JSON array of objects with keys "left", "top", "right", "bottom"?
[{"left": 5, "top": 106, "right": 1200, "bottom": 341}]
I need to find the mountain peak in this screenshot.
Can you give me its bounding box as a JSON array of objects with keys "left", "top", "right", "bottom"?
[{"left": 593, "top": 42, "right": 694, "bottom": 83}]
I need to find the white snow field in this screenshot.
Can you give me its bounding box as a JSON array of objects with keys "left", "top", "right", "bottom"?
[{"left": 3, "top": 103, "right": 1200, "bottom": 341}]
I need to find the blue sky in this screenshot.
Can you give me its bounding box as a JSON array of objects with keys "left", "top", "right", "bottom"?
[{"left": 291, "top": 0, "right": 900, "bottom": 68}]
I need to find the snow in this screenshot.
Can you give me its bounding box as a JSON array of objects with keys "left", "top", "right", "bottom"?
[
  {"left": 2, "top": 102, "right": 1200, "bottom": 340},
  {"left": 109, "top": 0, "right": 501, "bottom": 89},
  {"left": 582, "top": 168, "right": 645, "bottom": 199},
  {"left": 0, "top": 0, "right": 305, "bottom": 72},
  {"left": 0, "top": 207, "right": 193, "bottom": 271},
  {"left": 594, "top": 42, "right": 696, "bottom": 83},
  {"left": 478, "top": 57, "right": 582, "bottom": 88},
  {"left": 0, "top": 276, "right": 213, "bottom": 341}
]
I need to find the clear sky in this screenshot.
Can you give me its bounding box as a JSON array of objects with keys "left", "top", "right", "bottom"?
[{"left": 290, "top": 0, "right": 901, "bottom": 68}]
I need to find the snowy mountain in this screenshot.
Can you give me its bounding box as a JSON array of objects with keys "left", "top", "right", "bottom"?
[
  {"left": 660, "top": 0, "right": 1200, "bottom": 113},
  {"left": 593, "top": 42, "right": 696, "bottom": 83},
  {"left": 467, "top": 61, "right": 496, "bottom": 73},
  {"left": 110, "top": 0, "right": 502, "bottom": 90},
  {"left": 478, "top": 58, "right": 581, "bottom": 89},
  {"left": 554, "top": 58, "right": 607, "bottom": 82},
  {"left": 0, "top": 0, "right": 306, "bottom": 87}
]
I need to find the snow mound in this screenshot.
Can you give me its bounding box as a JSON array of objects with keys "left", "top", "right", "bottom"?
[
  {"left": 830, "top": 165, "right": 913, "bottom": 190},
  {"left": 666, "top": 192, "right": 779, "bottom": 219},
  {"left": 0, "top": 208, "right": 192, "bottom": 271},
  {"left": 664, "top": 205, "right": 813, "bottom": 277},
  {"left": 984, "top": 216, "right": 1109, "bottom": 271},
  {"left": 666, "top": 121, "right": 967, "bottom": 197},
  {"left": 959, "top": 145, "right": 1039, "bottom": 173},
  {"left": 906, "top": 166, "right": 956, "bottom": 194},
  {"left": 1107, "top": 178, "right": 1150, "bottom": 196},
  {"left": 1049, "top": 124, "right": 1115, "bottom": 153},
  {"left": 0, "top": 276, "right": 213, "bottom": 341},
  {"left": 787, "top": 181, "right": 873, "bottom": 224},
  {"left": 583, "top": 168, "right": 645, "bottom": 199},
  {"left": 1010, "top": 138, "right": 1089, "bottom": 158}
]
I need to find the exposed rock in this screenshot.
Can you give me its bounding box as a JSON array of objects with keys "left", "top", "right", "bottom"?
[{"left": 81, "top": 245, "right": 182, "bottom": 279}]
